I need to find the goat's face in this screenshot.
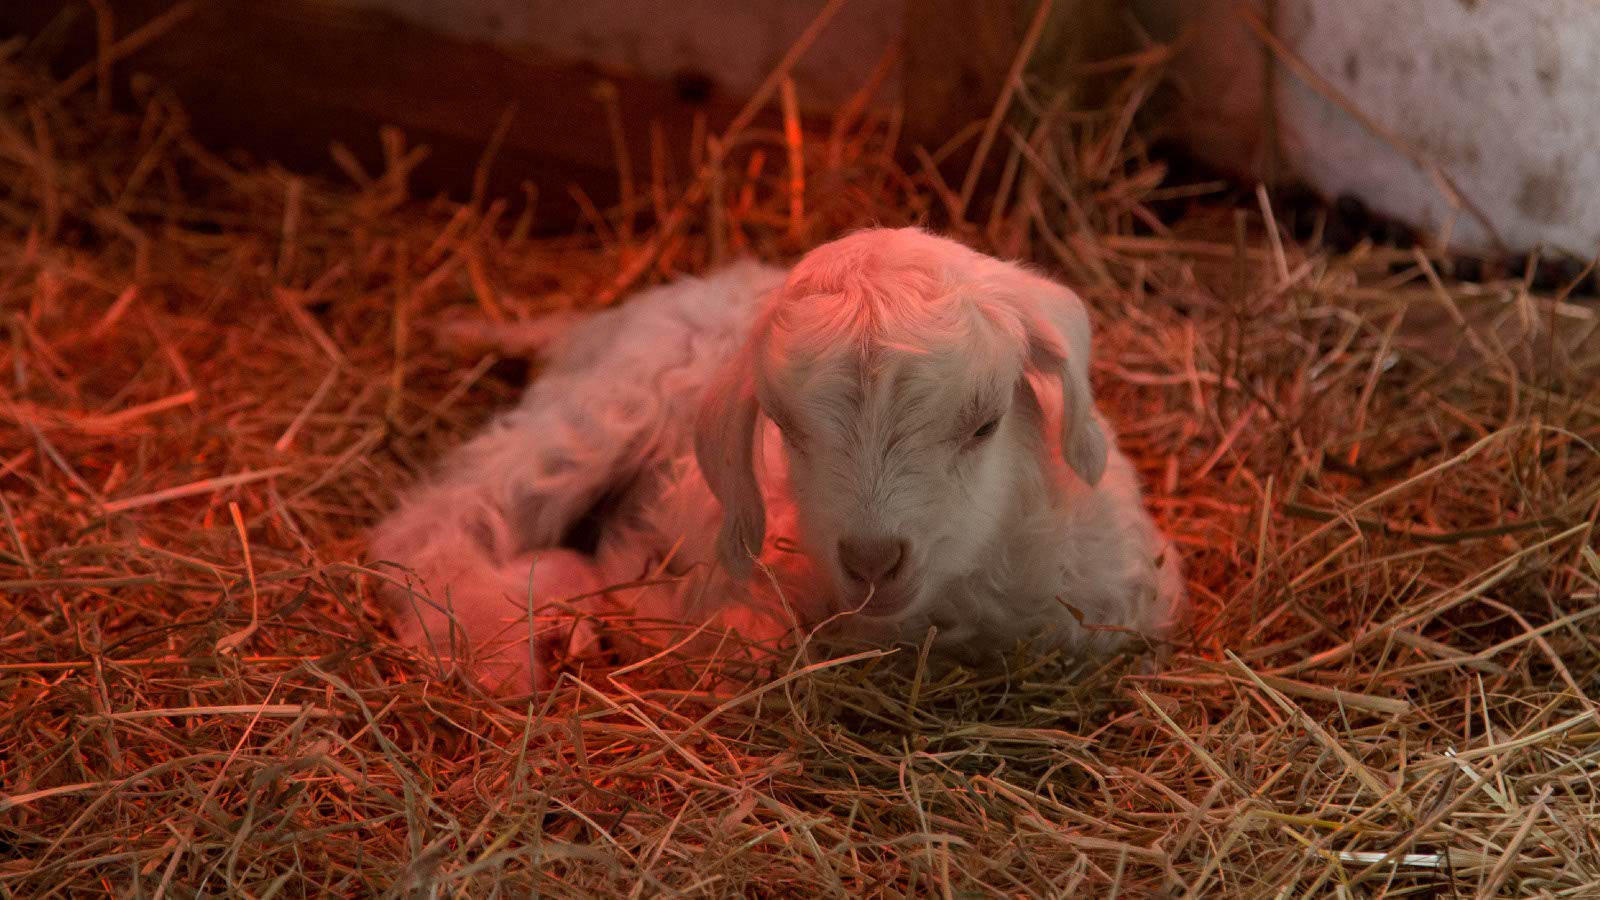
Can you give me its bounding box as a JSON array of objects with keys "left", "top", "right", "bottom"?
[
  {"left": 761, "top": 334, "right": 1034, "bottom": 614},
  {"left": 695, "top": 228, "right": 1108, "bottom": 620}
]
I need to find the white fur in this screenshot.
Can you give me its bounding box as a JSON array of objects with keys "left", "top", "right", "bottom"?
[{"left": 369, "top": 230, "right": 1186, "bottom": 692}]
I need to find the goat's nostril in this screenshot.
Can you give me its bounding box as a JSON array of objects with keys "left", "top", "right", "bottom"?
[{"left": 838, "top": 535, "right": 908, "bottom": 585}]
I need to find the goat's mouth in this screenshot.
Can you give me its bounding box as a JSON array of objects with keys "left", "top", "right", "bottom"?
[{"left": 836, "top": 578, "right": 919, "bottom": 618}]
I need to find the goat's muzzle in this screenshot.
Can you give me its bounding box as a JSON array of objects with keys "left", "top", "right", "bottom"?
[{"left": 837, "top": 533, "right": 916, "bottom": 613}]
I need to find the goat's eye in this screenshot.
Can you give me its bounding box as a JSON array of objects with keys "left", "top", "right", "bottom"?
[
  {"left": 775, "top": 420, "right": 806, "bottom": 451},
  {"left": 971, "top": 417, "right": 1000, "bottom": 440}
]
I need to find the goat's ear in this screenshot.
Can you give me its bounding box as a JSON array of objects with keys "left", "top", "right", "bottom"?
[
  {"left": 693, "top": 341, "right": 767, "bottom": 576},
  {"left": 1012, "top": 272, "right": 1108, "bottom": 486}
]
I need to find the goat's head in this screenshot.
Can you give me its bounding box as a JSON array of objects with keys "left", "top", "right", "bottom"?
[{"left": 694, "top": 228, "right": 1106, "bottom": 618}]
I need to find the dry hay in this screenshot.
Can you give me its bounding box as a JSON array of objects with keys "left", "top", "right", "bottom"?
[{"left": 3, "top": 20, "right": 1600, "bottom": 900}]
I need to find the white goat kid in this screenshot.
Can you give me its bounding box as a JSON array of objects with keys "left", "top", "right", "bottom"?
[{"left": 370, "top": 228, "right": 1185, "bottom": 692}]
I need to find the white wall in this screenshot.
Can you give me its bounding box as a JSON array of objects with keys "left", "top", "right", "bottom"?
[
  {"left": 1276, "top": 0, "right": 1600, "bottom": 256},
  {"left": 1146, "top": 0, "right": 1600, "bottom": 257}
]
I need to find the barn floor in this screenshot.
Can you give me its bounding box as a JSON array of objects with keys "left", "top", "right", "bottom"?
[{"left": 3, "top": 43, "right": 1600, "bottom": 898}]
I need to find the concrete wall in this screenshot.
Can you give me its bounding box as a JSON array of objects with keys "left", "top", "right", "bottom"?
[
  {"left": 1276, "top": 0, "right": 1600, "bottom": 256},
  {"left": 1143, "top": 0, "right": 1600, "bottom": 257}
]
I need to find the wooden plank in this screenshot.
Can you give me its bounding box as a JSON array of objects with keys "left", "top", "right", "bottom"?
[
  {"left": 902, "top": 0, "right": 1029, "bottom": 154},
  {"left": 1, "top": 0, "right": 790, "bottom": 228}
]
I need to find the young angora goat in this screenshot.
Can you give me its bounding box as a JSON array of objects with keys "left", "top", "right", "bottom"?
[{"left": 370, "top": 228, "right": 1186, "bottom": 692}]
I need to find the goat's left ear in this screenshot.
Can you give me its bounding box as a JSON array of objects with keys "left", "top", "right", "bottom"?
[{"left": 1010, "top": 270, "right": 1108, "bottom": 486}]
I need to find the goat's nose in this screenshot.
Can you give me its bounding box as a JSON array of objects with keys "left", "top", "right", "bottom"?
[{"left": 838, "top": 534, "right": 908, "bottom": 585}]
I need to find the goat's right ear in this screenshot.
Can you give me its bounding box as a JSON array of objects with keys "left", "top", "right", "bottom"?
[{"left": 693, "top": 341, "right": 766, "bottom": 577}]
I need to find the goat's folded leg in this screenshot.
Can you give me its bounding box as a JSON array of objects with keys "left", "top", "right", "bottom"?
[
  {"left": 369, "top": 389, "right": 649, "bottom": 691},
  {"left": 383, "top": 550, "right": 604, "bottom": 693},
  {"left": 369, "top": 483, "right": 605, "bottom": 693}
]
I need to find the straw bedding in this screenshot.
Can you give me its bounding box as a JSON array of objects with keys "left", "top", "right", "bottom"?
[{"left": 2, "top": 30, "right": 1599, "bottom": 899}]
